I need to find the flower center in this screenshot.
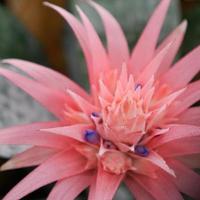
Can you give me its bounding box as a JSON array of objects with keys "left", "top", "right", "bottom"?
[
  {"left": 82, "top": 70, "right": 161, "bottom": 174},
  {"left": 101, "top": 151, "right": 133, "bottom": 175},
  {"left": 84, "top": 124, "right": 149, "bottom": 174}
]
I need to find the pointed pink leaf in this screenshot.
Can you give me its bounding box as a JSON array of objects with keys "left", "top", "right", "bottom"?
[
  {"left": 142, "top": 86, "right": 155, "bottom": 111},
  {"left": 131, "top": 156, "right": 158, "bottom": 178},
  {"left": 137, "top": 42, "right": 172, "bottom": 84},
  {"left": 0, "top": 131, "right": 70, "bottom": 149},
  {"left": 156, "top": 20, "right": 187, "bottom": 76},
  {"left": 152, "top": 87, "right": 185, "bottom": 109},
  {"left": 0, "top": 121, "right": 62, "bottom": 132},
  {"left": 132, "top": 171, "right": 184, "bottom": 200},
  {"left": 167, "top": 159, "right": 200, "bottom": 200},
  {"left": 90, "top": 1, "right": 129, "bottom": 68},
  {"left": 67, "top": 89, "right": 98, "bottom": 114},
  {"left": 148, "top": 124, "right": 200, "bottom": 148},
  {"left": 42, "top": 124, "right": 93, "bottom": 143},
  {"left": 169, "top": 80, "right": 200, "bottom": 116},
  {"left": 3, "top": 150, "right": 86, "bottom": 200},
  {"left": 1, "top": 147, "right": 58, "bottom": 171},
  {"left": 48, "top": 170, "right": 94, "bottom": 200},
  {"left": 76, "top": 6, "right": 109, "bottom": 82},
  {"left": 94, "top": 165, "right": 123, "bottom": 200},
  {"left": 161, "top": 45, "right": 200, "bottom": 90},
  {"left": 177, "top": 107, "right": 200, "bottom": 126},
  {"left": 44, "top": 2, "right": 94, "bottom": 85},
  {"left": 147, "top": 105, "right": 167, "bottom": 130},
  {"left": 119, "top": 63, "right": 128, "bottom": 87},
  {"left": 0, "top": 68, "right": 68, "bottom": 119},
  {"left": 125, "top": 176, "right": 155, "bottom": 200},
  {"left": 129, "top": 0, "right": 171, "bottom": 76},
  {"left": 157, "top": 137, "right": 200, "bottom": 157},
  {"left": 0, "top": 122, "right": 72, "bottom": 148},
  {"left": 88, "top": 175, "right": 97, "bottom": 200},
  {"left": 145, "top": 151, "right": 175, "bottom": 176},
  {"left": 98, "top": 79, "right": 113, "bottom": 101},
  {"left": 141, "top": 76, "right": 155, "bottom": 98},
  {"left": 3, "top": 59, "right": 90, "bottom": 100}
]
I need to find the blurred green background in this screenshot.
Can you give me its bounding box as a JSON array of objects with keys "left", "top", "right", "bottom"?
[{"left": 0, "top": 0, "right": 199, "bottom": 199}]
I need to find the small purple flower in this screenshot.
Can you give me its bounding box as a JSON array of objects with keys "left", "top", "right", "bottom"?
[
  {"left": 84, "top": 129, "right": 100, "bottom": 144},
  {"left": 135, "top": 145, "right": 149, "bottom": 157}
]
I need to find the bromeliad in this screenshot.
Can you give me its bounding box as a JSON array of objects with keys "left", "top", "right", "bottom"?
[{"left": 0, "top": 0, "right": 200, "bottom": 199}]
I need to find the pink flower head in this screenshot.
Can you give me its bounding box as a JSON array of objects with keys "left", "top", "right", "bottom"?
[{"left": 0, "top": 0, "right": 200, "bottom": 199}]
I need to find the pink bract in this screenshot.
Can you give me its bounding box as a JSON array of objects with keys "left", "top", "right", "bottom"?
[{"left": 0, "top": 0, "right": 200, "bottom": 199}]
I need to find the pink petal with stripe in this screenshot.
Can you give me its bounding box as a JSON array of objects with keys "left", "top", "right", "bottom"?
[
  {"left": 169, "top": 80, "right": 200, "bottom": 116},
  {"left": 67, "top": 89, "right": 98, "bottom": 114},
  {"left": 44, "top": 2, "right": 94, "bottom": 85},
  {"left": 177, "top": 107, "right": 200, "bottom": 126},
  {"left": 156, "top": 20, "right": 187, "bottom": 76},
  {"left": 1, "top": 147, "right": 58, "bottom": 171},
  {"left": 89, "top": 1, "right": 129, "bottom": 68},
  {"left": 0, "top": 68, "right": 68, "bottom": 119},
  {"left": 3, "top": 150, "right": 86, "bottom": 200},
  {"left": 2, "top": 59, "right": 90, "bottom": 100},
  {"left": 161, "top": 45, "right": 200, "bottom": 90},
  {"left": 149, "top": 124, "right": 200, "bottom": 148},
  {"left": 93, "top": 164, "right": 123, "bottom": 200},
  {"left": 125, "top": 176, "right": 156, "bottom": 200},
  {"left": 48, "top": 170, "right": 94, "bottom": 200},
  {"left": 76, "top": 6, "right": 109, "bottom": 83},
  {"left": 88, "top": 175, "right": 97, "bottom": 200},
  {"left": 157, "top": 137, "right": 200, "bottom": 157},
  {"left": 152, "top": 87, "right": 185, "bottom": 109},
  {"left": 42, "top": 124, "right": 93, "bottom": 143},
  {"left": 167, "top": 159, "right": 200, "bottom": 200},
  {"left": 0, "top": 122, "right": 71, "bottom": 148},
  {"left": 144, "top": 151, "right": 175, "bottom": 176},
  {"left": 131, "top": 171, "right": 183, "bottom": 200},
  {"left": 137, "top": 42, "right": 172, "bottom": 84},
  {"left": 129, "top": 0, "right": 171, "bottom": 76}
]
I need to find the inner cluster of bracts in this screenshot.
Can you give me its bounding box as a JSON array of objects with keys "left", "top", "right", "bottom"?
[
  {"left": 66, "top": 65, "right": 183, "bottom": 175},
  {"left": 83, "top": 121, "right": 150, "bottom": 175}
]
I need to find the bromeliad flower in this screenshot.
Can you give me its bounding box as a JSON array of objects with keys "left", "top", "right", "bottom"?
[{"left": 0, "top": 0, "right": 200, "bottom": 199}]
